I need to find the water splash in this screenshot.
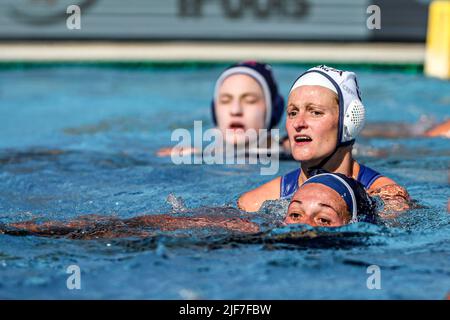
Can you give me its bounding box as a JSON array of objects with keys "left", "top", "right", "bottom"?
[{"left": 166, "top": 193, "right": 187, "bottom": 213}]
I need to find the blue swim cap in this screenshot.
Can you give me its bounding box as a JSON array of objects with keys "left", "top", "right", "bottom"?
[
  {"left": 303, "top": 170, "right": 375, "bottom": 223},
  {"left": 211, "top": 61, "right": 285, "bottom": 130}
]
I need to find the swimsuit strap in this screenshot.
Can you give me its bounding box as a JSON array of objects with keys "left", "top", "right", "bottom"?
[
  {"left": 356, "top": 164, "right": 383, "bottom": 189},
  {"left": 280, "top": 164, "right": 382, "bottom": 199},
  {"left": 280, "top": 168, "right": 301, "bottom": 199}
]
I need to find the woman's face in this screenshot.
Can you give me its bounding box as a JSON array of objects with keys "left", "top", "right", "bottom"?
[
  {"left": 284, "top": 183, "right": 351, "bottom": 227},
  {"left": 286, "top": 86, "right": 339, "bottom": 165},
  {"left": 215, "top": 74, "right": 267, "bottom": 145}
]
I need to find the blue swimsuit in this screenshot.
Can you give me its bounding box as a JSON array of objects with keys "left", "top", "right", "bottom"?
[{"left": 280, "top": 164, "right": 382, "bottom": 199}]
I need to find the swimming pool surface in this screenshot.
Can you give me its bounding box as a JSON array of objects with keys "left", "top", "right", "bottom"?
[{"left": 0, "top": 64, "right": 449, "bottom": 299}]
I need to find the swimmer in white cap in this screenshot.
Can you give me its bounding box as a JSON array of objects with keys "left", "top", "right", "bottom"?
[{"left": 238, "top": 65, "right": 411, "bottom": 213}]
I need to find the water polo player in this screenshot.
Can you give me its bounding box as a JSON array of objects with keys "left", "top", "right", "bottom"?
[
  {"left": 284, "top": 170, "right": 376, "bottom": 227},
  {"left": 1, "top": 172, "right": 376, "bottom": 239},
  {"left": 157, "top": 61, "right": 287, "bottom": 157},
  {"left": 238, "top": 65, "right": 411, "bottom": 212}
]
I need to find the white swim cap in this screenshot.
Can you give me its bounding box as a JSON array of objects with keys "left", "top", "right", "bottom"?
[{"left": 290, "top": 65, "right": 366, "bottom": 145}]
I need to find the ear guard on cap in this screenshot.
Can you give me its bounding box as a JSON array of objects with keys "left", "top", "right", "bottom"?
[
  {"left": 268, "top": 94, "right": 285, "bottom": 129},
  {"left": 342, "top": 99, "right": 366, "bottom": 143},
  {"left": 211, "top": 100, "right": 217, "bottom": 125}
]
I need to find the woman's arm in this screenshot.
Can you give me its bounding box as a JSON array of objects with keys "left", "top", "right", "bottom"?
[
  {"left": 368, "top": 177, "right": 411, "bottom": 213},
  {"left": 1, "top": 214, "right": 259, "bottom": 239},
  {"left": 156, "top": 146, "right": 200, "bottom": 157},
  {"left": 126, "top": 215, "right": 259, "bottom": 233},
  {"left": 424, "top": 119, "right": 450, "bottom": 138}
]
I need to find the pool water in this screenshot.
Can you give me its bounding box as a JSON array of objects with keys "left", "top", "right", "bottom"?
[{"left": 0, "top": 64, "right": 449, "bottom": 299}]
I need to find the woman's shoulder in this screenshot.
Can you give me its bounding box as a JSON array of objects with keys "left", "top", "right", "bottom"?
[
  {"left": 356, "top": 163, "right": 411, "bottom": 211},
  {"left": 360, "top": 164, "right": 407, "bottom": 197},
  {"left": 368, "top": 176, "right": 411, "bottom": 212},
  {"left": 369, "top": 175, "right": 399, "bottom": 190}
]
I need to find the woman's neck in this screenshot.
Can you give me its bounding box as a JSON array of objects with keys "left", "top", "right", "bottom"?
[{"left": 300, "top": 147, "right": 358, "bottom": 182}]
